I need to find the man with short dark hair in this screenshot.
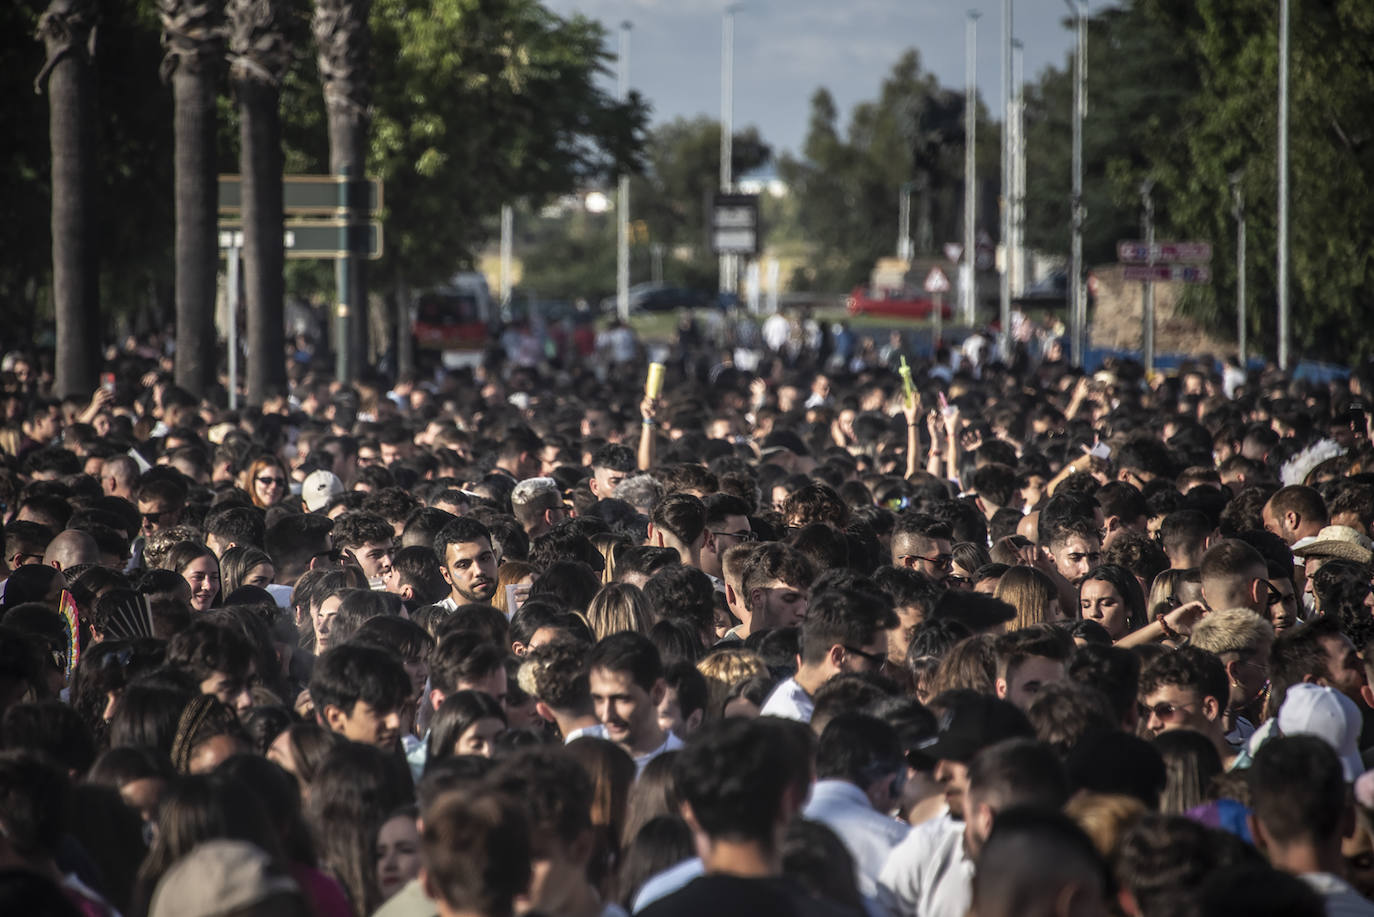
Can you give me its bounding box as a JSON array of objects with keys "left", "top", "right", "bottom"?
[
  {"left": 700, "top": 493, "right": 754, "bottom": 586},
  {"left": 1138, "top": 646, "right": 1231, "bottom": 763},
  {"left": 1263, "top": 485, "right": 1329, "bottom": 546},
  {"left": 1041, "top": 518, "right": 1101, "bottom": 588},
  {"left": 522, "top": 639, "right": 605, "bottom": 742},
  {"left": 167, "top": 619, "right": 258, "bottom": 712},
  {"left": 892, "top": 515, "right": 955, "bottom": 585},
  {"left": 1249, "top": 735, "right": 1374, "bottom": 916},
  {"left": 737, "top": 542, "right": 815, "bottom": 637},
  {"left": 1160, "top": 509, "right": 1216, "bottom": 570},
  {"left": 204, "top": 505, "right": 266, "bottom": 558},
  {"left": 960, "top": 738, "right": 1070, "bottom": 862},
  {"left": 1199, "top": 538, "right": 1274, "bottom": 616},
  {"left": 510, "top": 477, "right": 567, "bottom": 540},
  {"left": 993, "top": 629, "right": 1069, "bottom": 711},
  {"left": 433, "top": 518, "right": 499, "bottom": 609},
  {"left": 968, "top": 808, "right": 1110, "bottom": 917},
  {"left": 648, "top": 493, "right": 709, "bottom": 569},
  {"left": 588, "top": 443, "right": 635, "bottom": 500},
  {"left": 803, "top": 712, "right": 911, "bottom": 898},
  {"left": 637, "top": 718, "right": 835, "bottom": 917},
  {"left": 586, "top": 632, "right": 681, "bottom": 772},
  {"left": 333, "top": 511, "right": 396, "bottom": 588},
  {"left": 759, "top": 585, "right": 897, "bottom": 722},
  {"left": 310, "top": 642, "right": 410, "bottom": 749}
]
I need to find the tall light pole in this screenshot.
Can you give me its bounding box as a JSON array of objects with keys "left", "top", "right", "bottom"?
[
  {"left": 1140, "top": 178, "right": 1156, "bottom": 375},
  {"left": 999, "top": 0, "right": 1013, "bottom": 358},
  {"left": 1276, "top": 0, "right": 1290, "bottom": 368},
  {"left": 962, "top": 11, "right": 979, "bottom": 326},
  {"left": 499, "top": 204, "right": 513, "bottom": 307},
  {"left": 1011, "top": 39, "right": 1025, "bottom": 297},
  {"left": 1066, "top": 0, "right": 1086, "bottom": 367},
  {"left": 1231, "top": 172, "right": 1247, "bottom": 369},
  {"left": 617, "top": 21, "right": 632, "bottom": 322},
  {"left": 719, "top": 5, "right": 742, "bottom": 295}
]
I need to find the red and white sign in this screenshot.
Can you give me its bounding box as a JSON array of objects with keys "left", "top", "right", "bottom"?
[
  {"left": 1117, "top": 240, "right": 1212, "bottom": 264},
  {"left": 924, "top": 266, "right": 951, "bottom": 294},
  {"left": 943, "top": 243, "right": 964, "bottom": 264},
  {"left": 1121, "top": 264, "right": 1211, "bottom": 284}
]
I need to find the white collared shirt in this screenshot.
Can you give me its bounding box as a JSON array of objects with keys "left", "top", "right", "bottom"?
[
  {"left": 878, "top": 810, "right": 971, "bottom": 917},
  {"left": 803, "top": 779, "right": 911, "bottom": 900},
  {"left": 760, "top": 676, "right": 814, "bottom": 723}
]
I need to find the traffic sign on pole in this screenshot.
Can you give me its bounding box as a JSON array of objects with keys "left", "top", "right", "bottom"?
[
  {"left": 218, "top": 220, "right": 383, "bottom": 260},
  {"left": 218, "top": 175, "right": 383, "bottom": 215},
  {"left": 943, "top": 243, "right": 964, "bottom": 264},
  {"left": 1121, "top": 264, "right": 1211, "bottom": 284},
  {"left": 924, "top": 266, "right": 951, "bottom": 294},
  {"left": 1116, "top": 240, "right": 1212, "bottom": 264}
]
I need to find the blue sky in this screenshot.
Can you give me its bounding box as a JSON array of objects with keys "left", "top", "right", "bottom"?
[{"left": 544, "top": 0, "right": 1115, "bottom": 156}]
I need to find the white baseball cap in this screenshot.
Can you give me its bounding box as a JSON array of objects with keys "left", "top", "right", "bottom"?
[
  {"left": 301, "top": 469, "right": 344, "bottom": 512},
  {"left": 1276, "top": 682, "right": 1366, "bottom": 782}
]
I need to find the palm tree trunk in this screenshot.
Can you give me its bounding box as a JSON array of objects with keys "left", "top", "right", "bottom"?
[
  {"left": 161, "top": 0, "right": 224, "bottom": 399},
  {"left": 229, "top": 0, "right": 290, "bottom": 406},
  {"left": 37, "top": 0, "right": 100, "bottom": 399},
  {"left": 313, "top": 0, "right": 371, "bottom": 382}
]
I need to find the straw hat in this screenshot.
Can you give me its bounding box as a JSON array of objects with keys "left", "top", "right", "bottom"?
[{"left": 1292, "top": 525, "right": 1374, "bottom": 565}]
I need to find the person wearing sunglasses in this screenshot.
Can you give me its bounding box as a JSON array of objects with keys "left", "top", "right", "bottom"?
[
  {"left": 892, "top": 515, "right": 955, "bottom": 586},
  {"left": 1137, "top": 645, "right": 1235, "bottom": 767},
  {"left": 759, "top": 585, "right": 898, "bottom": 724},
  {"left": 1199, "top": 538, "right": 1284, "bottom": 617},
  {"left": 240, "top": 455, "right": 292, "bottom": 509}
]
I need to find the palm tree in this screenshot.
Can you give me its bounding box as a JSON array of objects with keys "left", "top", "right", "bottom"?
[
  {"left": 36, "top": 0, "right": 100, "bottom": 398},
  {"left": 160, "top": 0, "right": 224, "bottom": 398},
  {"left": 228, "top": 0, "right": 291, "bottom": 405},
  {"left": 312, "top": 0, "right": 370, "bottom": 381}
]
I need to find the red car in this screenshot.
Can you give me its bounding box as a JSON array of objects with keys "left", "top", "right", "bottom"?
[{"left": 846, "top": 286, "right": 953, "bottom": 320}]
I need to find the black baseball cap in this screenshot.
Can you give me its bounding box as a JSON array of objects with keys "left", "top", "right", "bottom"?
[{"left": 909, "top": 690, "right": 1034, "bottom": 767}]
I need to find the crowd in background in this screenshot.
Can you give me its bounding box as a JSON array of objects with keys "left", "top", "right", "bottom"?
[{"left": 2, "top": 325, "right": 1374, "bottom": 917}]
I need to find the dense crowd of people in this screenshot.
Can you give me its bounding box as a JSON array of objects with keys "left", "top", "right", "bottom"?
[{"left": 3, "top": 324, "right": 1374, "bottom": 917}]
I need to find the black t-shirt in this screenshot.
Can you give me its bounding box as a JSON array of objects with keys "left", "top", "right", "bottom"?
[{"left": 638, "top": 874, "right": 859, "bottom": 917}]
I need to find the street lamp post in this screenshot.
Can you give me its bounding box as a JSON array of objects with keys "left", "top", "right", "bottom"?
[
  {"left": 1277, "top": 0, "right": 1290, "bottom": 369},
  {"left": 962, "top": 11, "right": 979, "bottom": 327},
  {"left": 1066, "top": 0, "right": 1086, "bottom": 367},
  {"left": 1231, "top": 172, "right": 1247, "bottom": 369},
  {"left": 719, "top": 5, "right": 742, "bottom": 295},
  {"left": 999, "top": 0, "right": 1012, "bottom": 359},
  {"left": 1140, "top": 178, "right": 1156, "bottom": 375},
  {"left": 617, "top": 21, "right": 632, "bottom": 322}
]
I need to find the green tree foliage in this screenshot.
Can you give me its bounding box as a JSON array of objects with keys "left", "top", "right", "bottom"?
[
  {"left": 1025, "top": 0, "right": 1374, "bottom": 363},
  {"left": 779, "top": 51, "right": 999, "bottom": 292}
]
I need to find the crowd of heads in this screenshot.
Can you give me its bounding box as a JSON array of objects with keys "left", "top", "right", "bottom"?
[{"left": 2, "top": 337, "right": 1374, "bottom": 916}]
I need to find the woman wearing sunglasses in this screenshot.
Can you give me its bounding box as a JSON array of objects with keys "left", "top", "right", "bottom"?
[{"left": 239, "top": 454, "right": 291, "bottom": 509}]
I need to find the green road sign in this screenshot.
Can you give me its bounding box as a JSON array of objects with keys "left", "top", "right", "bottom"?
[
  {"left": 218, "top": 175, "right": 383, "bottom": 215},
  {"left": 218, "top": 220, "right": 383, "bottom": 260}
]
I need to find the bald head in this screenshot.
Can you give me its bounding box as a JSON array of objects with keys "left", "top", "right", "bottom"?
[{"left": 44, "top": 530, "right": 100, "bottom": 571}]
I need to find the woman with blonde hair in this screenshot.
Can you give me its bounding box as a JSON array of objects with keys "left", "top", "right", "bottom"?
[
  {"left": 593, "top": 532, "right": 631, "bottom": 585},
  {"left": 993, "top": 565, "right": 1062, "bottom": 630},
  {"left": 585, "top": 583, "right": 653, "bottom": 640},
  {"left": 239, "top": 454, "right": 291, "bottom": 509},
  {"left": 696, "top": 648, "right": 769, "bottom": 719},
  {"left": 492, "top": 560, "right": 538, "bottom": 617}
]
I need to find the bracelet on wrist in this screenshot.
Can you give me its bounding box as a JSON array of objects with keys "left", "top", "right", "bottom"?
[{"left": 1155, "top": 612, "right": 1181, "bottom": 641}]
